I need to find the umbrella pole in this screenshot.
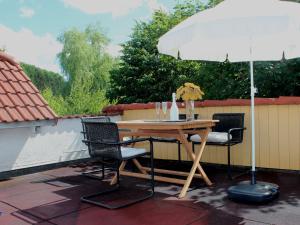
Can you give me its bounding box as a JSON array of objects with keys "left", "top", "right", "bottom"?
[{"left": 250, "top": 60, "right": 256, "bottom": 185}]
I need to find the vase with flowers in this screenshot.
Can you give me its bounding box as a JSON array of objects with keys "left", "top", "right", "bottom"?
[{"left": 176, "top": 82, "right": 204, "bottom": 121}]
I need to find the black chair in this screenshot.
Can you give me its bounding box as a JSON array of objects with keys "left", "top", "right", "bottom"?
[
  {"left": 190, "top": 113, "right": 245, "bottom": 179},
  {"left": 81, "top": 116, "right": 111, "bottom": 179},
  {"left": 81, "top": 121, "right": 154, "bottom": 209}
]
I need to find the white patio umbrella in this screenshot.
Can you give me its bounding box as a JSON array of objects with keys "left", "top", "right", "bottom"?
[{"left": 157, "top": 0, "right": 300, "bottom": 202}]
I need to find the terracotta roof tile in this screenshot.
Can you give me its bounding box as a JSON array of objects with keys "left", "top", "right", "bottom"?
[
  {"left": 5, "top": 61, "right": 19, "bottom": 71},
  {"left": 0, "top": 108, "right": 12, "bottom": 122},
  {"left": 37, "top": 106, "right": 56, "bottom": 119},
  {"left": 5, "top": 107, "right": 23, "bottom": 121},
  {"left": 16, "top": 106, "right": 35, "bottom": 121},
  {"left": 28, "top": 93, "right": 45, "bottom": 106},
  {"left": 11, "top": 70, "right": 27, "bottom": 82},
  {"left": 10, "top": 81, "right": 26, "bottom": 93},
  {"left": 0, "top": 70, "right": 8, "bottom": 81},
  {"left": 0, "top": 85, "right": 5, "bottom": 94},
  {"left": 8, "top": 93, "right": 25, "bottom": 107},
  {"left": 28, "top": 81, "right": 40, "bottom": 92},
  {"left": 19, "top": 70, "right": 30, "bottom": 81},
  {"left": 27, "top": 106, "right": 44, "bottom": 120},
  {"left": 19, "top": 81, "right": 36, "bottom": 93},
  {"left": 1, "top": 70, "right": 17, "bottom": 81},
  {"left": 0, "top": 94, "right": 14, "bottom": 107},
  {"left": 0, "top": 61, "right": 10, "bottom": 70},
  {"left": 18, "top": 93, "right": 35, "bottom": 106},
  {"left": 0, "top": 81, "right": 15, "bottom": 93},
  {"left": 0, "top": 52, "right": 57, "bottom": 123}
]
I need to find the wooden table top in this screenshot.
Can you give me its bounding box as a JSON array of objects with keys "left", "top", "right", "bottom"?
[{"left": 117, "top": 119, "right": 218, "bottom": 130}]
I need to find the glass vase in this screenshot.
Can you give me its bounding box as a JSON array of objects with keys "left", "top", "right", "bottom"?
[{"left": 185, "top": 100, "right": 194, "bottom": 121}]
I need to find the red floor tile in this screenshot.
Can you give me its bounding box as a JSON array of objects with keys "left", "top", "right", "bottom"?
[
  {"left": 50, "top": 199, "right": 208, "bottom": 225},
  {"left": 0, "top": 172, "right": 81, "bottom": 198},
  {"left": 1, "top": 165, "right": 300, "bottom": 225},
  {"left": 188, "top": 209, "right": 268, "bottom": 225},
  {"left": 41, "top": 167, "right": 85, "bottom": 178},
  {"left": 36, "top": 222, "right": 56, "bottom": 225},
  {"left": 0, "top": 210, "right": 42, "bottom": 225},
  {"left": 23, "top": 198, "right": 91, "bottom": 221},
  {"left": 1, "top": 189, "right": 67, "bottom": 210},
  {"left": 0, "top": 201, "right": 18, "bottom": 215}
]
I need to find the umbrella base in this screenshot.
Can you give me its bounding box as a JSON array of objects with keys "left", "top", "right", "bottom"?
[{"left": 227, "top": 180, "right": 279, "bottom": 203}]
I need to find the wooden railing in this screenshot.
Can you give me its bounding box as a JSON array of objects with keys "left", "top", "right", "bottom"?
[{"left": 103, "top": 97, "right": 300, "bottom": 170}]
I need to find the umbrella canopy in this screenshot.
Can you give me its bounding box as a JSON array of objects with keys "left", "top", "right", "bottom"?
[
  {"left": 157, "top": 0, "right": 300, "bottom": 181},
  {"left": 158, "top": 0, "right": 300, "bottom": 62}
]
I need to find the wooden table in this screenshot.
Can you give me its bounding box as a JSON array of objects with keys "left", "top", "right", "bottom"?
[{"left": 115, "top": 119, "right": 218, "bottom": 198}]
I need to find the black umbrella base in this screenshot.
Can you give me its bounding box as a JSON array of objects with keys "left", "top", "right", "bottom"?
[{"left": 227, "top": 180, "right": 279, "bottom": 203}]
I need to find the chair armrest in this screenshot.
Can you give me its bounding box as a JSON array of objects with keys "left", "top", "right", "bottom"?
[
  {"left": 82, "top": 139, "right": 120, "bottom": 145},
  {"left": 228, "top": 127, "right": 246, "bottom": 135},
  {"left": 82, "top": 137, "right": 151, "bottom": 146},
  {"left": 227, "top": 127, "right": 246, "bottom": 143},
  {"left": 120, "top": 137, "right": 151, "bottom": 145}
]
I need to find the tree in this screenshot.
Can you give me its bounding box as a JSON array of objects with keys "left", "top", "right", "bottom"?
[
  {"left": 21, "top": 63, "right": 67, "bottom": 96},
  {"left": 42, "top": 88, "right": 67, "bottom": 116},
  {"left": 57, "top": 23, "right": 114, "bottom": 93},
  {"left": 107, "top": 1, "right": 205, "bottom": 103},
  {"left": 65, "top": 76, "right": 109, "bottom": 115},
  {"left": 51, "top": 23, "right": 115, "bottom": 115}
]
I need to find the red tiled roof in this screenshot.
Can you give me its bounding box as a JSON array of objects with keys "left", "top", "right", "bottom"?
[{"left": 0, "top": 52, "right": 57, "bottom": 123}]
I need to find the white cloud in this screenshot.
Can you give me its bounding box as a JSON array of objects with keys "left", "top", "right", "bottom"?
[
  {"left": 106, "top": 43, "right": 122, "bottom": 57},
  {"left": 62, "top": 0, "right": 167, "bottom": 17},
  {"left": 62, "top": 0, "right": 143, "bottom": 17},
  {"left": 0, "top": 25, "right": 62, "bottom": 73},
  {"left": 20, "top": 7, "right": 35, "bottom": 18}
]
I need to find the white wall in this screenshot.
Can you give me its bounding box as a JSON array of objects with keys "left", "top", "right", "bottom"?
[{"left": 0, "top": 116, "right": 121, "bottom": 173}]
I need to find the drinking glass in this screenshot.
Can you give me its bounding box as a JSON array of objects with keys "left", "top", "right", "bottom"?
[
  {"left": 155, "top": 102, "right": 161, "bottom": 120},
  {"left": 162, "top": 102, "right": 167, "bottom": 120}
]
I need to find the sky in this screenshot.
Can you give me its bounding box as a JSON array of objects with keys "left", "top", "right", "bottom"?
[{"left": 0, "top": 0, "right": 206, "bottom": 74}]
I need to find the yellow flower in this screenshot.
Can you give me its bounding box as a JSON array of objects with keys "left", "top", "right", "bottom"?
[{"left": 176, "top": 83, "right": 204, "bottom": 101}]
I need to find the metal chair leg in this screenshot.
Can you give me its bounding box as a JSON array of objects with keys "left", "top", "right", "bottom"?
[
  {"left": 227, "top": 144, "right": 232, "bottom": 180},
  {"left": 81, "top": 146, "right": 155, "bottom": 209},
  {"left": 150, "top": 138, "right": 155, "bottom": 193},
  {"left": 177, "top": 141, "right": 182, "bottom": 162}
]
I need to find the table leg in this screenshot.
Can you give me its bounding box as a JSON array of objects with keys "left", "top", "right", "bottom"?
[
  {"left": 111, "top": 135, "right": 148, "bottom": 185},
  {"left": 133, "top": 159, "right": 148, "bottom": 174},
  {"left": 179, "top": 128, "right": 211, "bottom": 198},
  {"left": 179, "top": 129, "right": 212, "bottom": 186},
  {"left": 110, "top": 160, "right": 127, "bottom": 185}
]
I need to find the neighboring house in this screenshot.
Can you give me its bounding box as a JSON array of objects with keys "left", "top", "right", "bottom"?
[
  {"left": 0, "top": 52, "right": 86, "bottom": 178},
  {"left": 0, "top": 52, "right": 57, "bottom": 128}
]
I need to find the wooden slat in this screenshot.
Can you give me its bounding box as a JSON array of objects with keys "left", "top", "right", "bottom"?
[
  {"left": 258, "top": 106, "right": 270, "bottom": 168},
  {"left": 288, "top": 105, "right": 300, "bottom": 170},
  {"left": 254, "top": 105, "right": 261, "bottom": 167},
  {"left": 268, "top": 105, "right": 279, "bottom": 169},
  {"left": 120, "top": 171, "right": 186, "bottom": 185},
  {"left": 278, "top": 105, "right": 290, "bottom": 169},
  {"left": 141, "top": 167, "right": 202, "bottom": 178}
]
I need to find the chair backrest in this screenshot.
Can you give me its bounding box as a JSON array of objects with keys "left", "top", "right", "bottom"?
[
  {"left": 82, "top": 121, "right": 122, "bottom": 160},
  {"left": 81, "top": 116, "right": 110, "bottom": 139},
  {"left": 212, "top": 113, "right": 245, "bottom": 143}
]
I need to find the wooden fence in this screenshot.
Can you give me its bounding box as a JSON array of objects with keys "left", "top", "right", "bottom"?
[{"left": 103, "top": 97, "right": 300, "bottom": 170}]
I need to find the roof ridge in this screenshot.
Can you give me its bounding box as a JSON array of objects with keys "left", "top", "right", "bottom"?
[{"left": 0, "top": 52, "right": 19, "bottom": 66}]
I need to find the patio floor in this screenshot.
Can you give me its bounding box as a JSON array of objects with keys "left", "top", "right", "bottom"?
[{"left": 0, "top": 162, "right": 299, "bottom": 225}]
